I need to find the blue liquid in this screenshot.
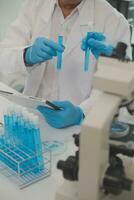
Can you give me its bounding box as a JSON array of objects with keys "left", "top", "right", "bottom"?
[
  {"left": 57, "top": 36, "right": 63, "bottom": 71},
  {"left": 33, "top": 126, "right": 44, "bottom": 171},
  {"left": 4, "top": 115, "right": 9, "bottom": 139},
  {"left": 1, "top": 112, "right": 44, "bottom": 174},
  {"left": 27, "top": 123, "right": 44, "bottom": 173},
  {"left": 84, "top": 48, "right": 90, "bottom": 72},
  {"left": 83, "top": 32, "right": 90, "bottom": 72}
]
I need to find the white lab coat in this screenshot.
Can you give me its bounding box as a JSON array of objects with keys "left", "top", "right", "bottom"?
[{"left": 0, "top": 0, "right": 132, "bottom": 115}]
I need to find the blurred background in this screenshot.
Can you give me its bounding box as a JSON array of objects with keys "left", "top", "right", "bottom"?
[
  {"left": 0, "top": 0, "right": 23, "bottom": 40},
  {"left": 0, "top": 0, "right": 24, "bottom": 92},
  {"left": 0, "top": 0, "right": 134, "bottom": 92}
]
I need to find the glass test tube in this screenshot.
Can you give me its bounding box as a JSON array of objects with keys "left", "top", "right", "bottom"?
[
  {"left": 34, "top": 127, "right": 44, "bottom": 171},
  {"left": 84, "top": 48, "right": 90, "bottom": 72},
  {"left": 84, "top": 32, "right": 90, "bottom": 72},
  {"left": 56, "top": 36, "right": 63, "bottom": 71}
]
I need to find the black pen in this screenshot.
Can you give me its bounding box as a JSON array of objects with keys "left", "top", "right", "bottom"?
[{"left": 46, "top": 100, "right": 61, "bottom": 111}]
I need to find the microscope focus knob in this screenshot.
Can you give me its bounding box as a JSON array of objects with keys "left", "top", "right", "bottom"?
[
  {"left": 103, "top": 156, "right": 132, "bottom": 195},
  {"left": 57, "top": 156, "right": 78, "bottom": 181},
  {"left": 73, "top": 134, "right": 80, "bottom": 147}
]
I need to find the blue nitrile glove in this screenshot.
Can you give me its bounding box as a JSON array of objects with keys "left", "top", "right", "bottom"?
[
  {"left": 88, "top": 38, "right": 113, "bottom": 59},
  {"left": 37, "top": 101, "right": 84, "bottom": 129},
  {"left": 81, "top": 32, "right": 113, "bottom": 59},
  {"left": 25, "top": 37, "right": 65, "bottom": 65},
  {"left": 81, "top": 32, "right": 106, "bottom": 50}
]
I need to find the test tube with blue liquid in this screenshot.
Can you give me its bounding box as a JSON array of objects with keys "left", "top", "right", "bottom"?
[
  {"left": 3, "top": 108, "right": 9, "bottom": 139},
  {"left": 1, "top": 105, "right": 45, "bottom": 174},
  {"left": 32, "top": 116, "right": 44, "bottom": 172},
  {"left": 56, "top": 36, "right": 63, "bottom": 71},
  {"left": 21, "top": 109, "right": 30, "bottom": 148},
  {"left": 84, "top": 32, "right": 90, "bottom": 72},
  {"left": 11, "top": 106, "right": 20, "bottom": 145},
  {"left": 5, "top": 107, "right": 14, "bottom": 143},
  {"left": 23, "top": 113, "right": 43, "bottom": 172}
]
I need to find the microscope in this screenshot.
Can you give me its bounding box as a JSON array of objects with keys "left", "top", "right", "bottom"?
[{"left": 55, "top": 44, "right": 134, "bottom": 200}]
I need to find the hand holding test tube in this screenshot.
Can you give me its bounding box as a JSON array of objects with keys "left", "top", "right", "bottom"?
[{"left": 81, "top": 32, "right": 113, "bottom": 72}]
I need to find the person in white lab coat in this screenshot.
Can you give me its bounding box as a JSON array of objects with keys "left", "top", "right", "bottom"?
[{"left": 0, "top": 0, "right": 132, "bottom": 128}]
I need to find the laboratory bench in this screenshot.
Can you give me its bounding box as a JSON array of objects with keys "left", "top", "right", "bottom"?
[
  {"left": 0, "top": 82, "right": 80, "bottom": 200},
  {"left": 0, "top": 82, "right": 134, "bottom": 200}
]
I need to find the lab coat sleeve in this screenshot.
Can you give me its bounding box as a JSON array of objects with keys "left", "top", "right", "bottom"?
[
  {"left": 0, "top": 0, "right": 38, "bottom": 75},
  {"left": 103, "top": 5, "right": 132, "bottom": 59},
  {"left": 79, "top": 89, "right": 103, "bottom": 116},
  {"left": 79, "top": 6, "right": 132, "bottom": 116},
  {"left": 115, "top": 16, "right": 132, "bottom": 59}
]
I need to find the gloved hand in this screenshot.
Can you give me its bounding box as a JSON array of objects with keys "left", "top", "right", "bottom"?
[
  {"left": 37, "top": 101, "right": 84, "bottom": 129},
  {"left": 25, "top": 37, "right": 65, "bottom": 65},
  {"left": 81, "top": 32, "right": 113, "bottom": 59}
]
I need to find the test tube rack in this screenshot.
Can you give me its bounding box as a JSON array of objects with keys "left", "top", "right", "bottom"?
[
  {"left": 0, "top": 135, "right": 51, "bottom": 189},
  {"left": 0, "top": 105, "right": 51, "bottom": 189}
]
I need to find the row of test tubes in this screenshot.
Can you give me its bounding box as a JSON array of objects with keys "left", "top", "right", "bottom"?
[{"left": 0, "top": 105, "right": 44, "bottom": 174}]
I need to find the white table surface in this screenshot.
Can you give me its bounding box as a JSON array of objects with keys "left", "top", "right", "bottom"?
[
  {"left": 0, "top": 82, "right": 80, "bottom": 200},
  {"left": 0, "top": 82, "right": 134, "bottom": 200}
]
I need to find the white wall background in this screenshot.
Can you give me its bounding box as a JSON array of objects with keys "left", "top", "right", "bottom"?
[
  {"left": 0, "top": 0, "right": 23, "bottom": 40},
  {"left": 0, "top": 0, "right": 24, "bottom": 91}
]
